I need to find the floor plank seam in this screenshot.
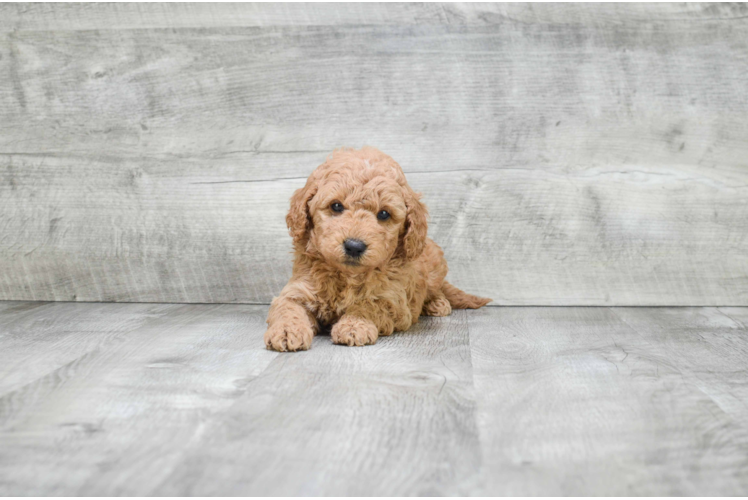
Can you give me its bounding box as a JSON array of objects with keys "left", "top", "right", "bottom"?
[{"left": 462, "top": 308, "right": 490, "bottom": 495}]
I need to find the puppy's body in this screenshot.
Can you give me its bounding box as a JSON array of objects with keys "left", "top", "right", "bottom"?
[{"left": 265, "top": 147, "right": 490, "bottom": 351}]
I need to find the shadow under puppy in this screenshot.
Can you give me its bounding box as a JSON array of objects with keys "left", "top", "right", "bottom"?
[{"left": 265, "top": 147, "right": 491, "bottom": 351}]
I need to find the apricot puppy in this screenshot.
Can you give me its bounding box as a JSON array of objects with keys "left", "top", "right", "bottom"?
[{"left": 264, "top": 147, "right": 491, "bottom": 351}]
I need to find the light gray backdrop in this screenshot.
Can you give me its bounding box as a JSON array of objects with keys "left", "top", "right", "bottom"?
[{"left": 1, "top": 3, "right": 747, "bottom": 305}]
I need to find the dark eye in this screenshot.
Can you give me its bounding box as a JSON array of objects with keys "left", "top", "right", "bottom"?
[
  {"left": 377, "top": 210, "right": 390, "bottom": 221},
  {"left": 331, "top": 202, "right": 344, "bottom": 213}
]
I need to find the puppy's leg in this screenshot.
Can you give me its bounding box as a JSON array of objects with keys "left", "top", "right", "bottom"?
[
  {"left": 265, "top": 285, "right": 317, "bottom": 352},
  {"left": 422, "top": 290, "right": 452, "bottom": 317},
  {"left": 331, "top": 314, "right": 379, "bottom": 347}
]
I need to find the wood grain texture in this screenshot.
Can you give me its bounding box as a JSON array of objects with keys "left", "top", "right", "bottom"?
[
  {"left": 155, "top": 310, "right": 480, "bottom": 496},
  {"left": 0, "top": 302, "right": 481, "bottom": 496},
  {"left": 3, "top": 3, "right": 748, "bottom": 31},
  {"left": 469, "top": 306, "right": 748, "bottom": 496},
  {"left": 613, "top": 307, "right": 748, "bottom": 423},
  {"left": 2, "top": 302, "right": 748, "bottom": 495},
  {"left": 1, "top": 4, "right": 747, "bottom": 305},
  {"left": 0, "top": 301, "right": 157, "bottom": 395},
  {"left": 0, "top": 302, "right": 277, "bottom": 495},
  {"left": 2, "top": 158, "right": 746, "bottom": 305}
]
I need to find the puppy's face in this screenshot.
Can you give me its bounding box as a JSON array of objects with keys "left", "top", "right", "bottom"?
[
  {"left": 309, "top": 173, "right": 406, "bottom": 270},
  {"left": 287, "top": 148, "right": 428, "bottom": 272}
]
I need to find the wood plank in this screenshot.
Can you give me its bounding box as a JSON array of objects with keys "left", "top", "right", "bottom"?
[
  {"left": 0, "top": 302, "right": 277, "bottom": 495},
  {"left": 2, "top": 158, "right": 746, "bottom": 304},
  {"left": 0, "top": 301, "right": 166, "bottom": 395},
  {"left": 1, "top": 10, "right": 747, "bottom": 305},
  {"left": 153, "top": 310, "right": 481, "bottom": 496},
  {"left": 2, "top": 3, "right": 745, "bottom": 32},
  {"left": 468, "top": 307, "right": 748, "bottom": 495},
  {"left": 613, "top": 307, "right": 748, "bottom": 423},
  {"left": 2, "top": 24, "right": 747, "bottom": 167}
]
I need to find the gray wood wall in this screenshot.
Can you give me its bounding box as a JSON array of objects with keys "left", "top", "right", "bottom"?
[{"left": 1, "top": 3, "right": 747, "bottom": 306}]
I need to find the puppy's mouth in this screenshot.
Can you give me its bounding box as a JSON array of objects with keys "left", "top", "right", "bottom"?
[{"left": 342, "top": 258, "right": 362, "bottom": 267}]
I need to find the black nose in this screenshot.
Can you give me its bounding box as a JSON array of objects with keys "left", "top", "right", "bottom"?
[{"left": 343, "top": 238, "right": 367, "bottom": 258}]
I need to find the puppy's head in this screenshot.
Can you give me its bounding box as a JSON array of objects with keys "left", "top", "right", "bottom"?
[{"left": 287, "top": 147, "right": 428, "bottom": 271}]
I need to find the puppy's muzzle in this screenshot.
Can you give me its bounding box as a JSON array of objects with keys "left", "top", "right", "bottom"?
[{"left": 343, "top": 238, "right": 367, "bottom": 259}]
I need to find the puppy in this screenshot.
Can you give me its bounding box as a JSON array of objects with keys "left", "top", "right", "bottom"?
[{"left": 264, "top": 147, "right": 491, "bottom": 351}]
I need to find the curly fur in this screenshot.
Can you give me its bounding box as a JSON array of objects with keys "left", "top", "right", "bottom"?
[{"left": 265, "top": 147, "right": 491, "bottom": 351}]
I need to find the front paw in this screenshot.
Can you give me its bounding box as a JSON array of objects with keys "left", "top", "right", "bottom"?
[
  {"left": 331, "top": 316, "right": 379, "bottom": 346},
  {"left": 264, "top": 322, "right": 314, "bottom": 352}
]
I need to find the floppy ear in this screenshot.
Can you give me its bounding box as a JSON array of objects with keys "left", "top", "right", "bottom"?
[
  {"left": 286, "top": 178, "right": 318, "bottom": 247},
  {"left": 397, "top": 187, "right": 429, "bottom": 261}
]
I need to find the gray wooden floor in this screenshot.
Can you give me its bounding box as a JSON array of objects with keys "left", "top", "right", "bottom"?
[{"left": 1, "top": 302, "right": 747, "bottom": 496}]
